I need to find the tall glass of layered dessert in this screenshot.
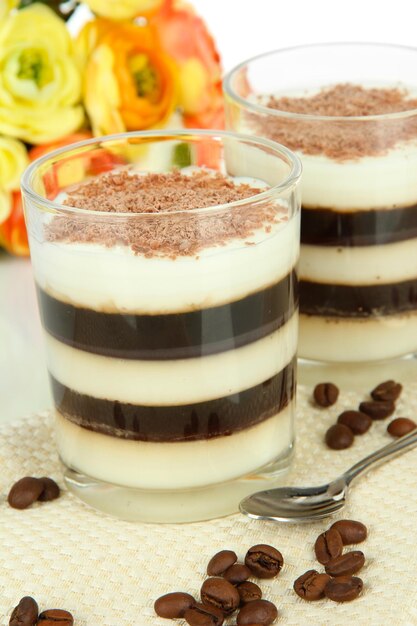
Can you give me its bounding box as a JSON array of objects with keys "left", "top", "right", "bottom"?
[
  {"left": 21, "top": 130, "right": 301, "bottom": 522},
  {"left": 224, "top": 44, "right": 417, "bottom": 366}
]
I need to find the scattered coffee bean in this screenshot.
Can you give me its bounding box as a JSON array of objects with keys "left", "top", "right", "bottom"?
[
  {"left": 223, "top": 564, "right": 252, "bottom": 585},
  {"left": 314, "top": 382, "right": 339, "bottom": 408},
  {"left": 325, "top": 423, "right": 354, "bottom": 450},
  {"left": 154, "top": 592, "right": 195, "bottom": 619},
  {"left": 38, "top": 477, "right": 60, "bottom": 502},
  {"left": 359, "top": 400, "right": 395, "bottom": 420},
  {"left": 184, "top": 602, "right": 224, "bottom": 626},
  {"left": 337, "top": 410, "right": 372, "bottom": 435},
  {"left": 37, "top": 609, "right": 74, "bottom": 625},
  {"left": 330, "top": 520, "right": 368, "bottom": 545},
  {"left": 207, "top": 550, "right": 237, "bottom": 576},
  {"left": 387, "top": 417, "right": 416, "bottom": 438},
  {"left": 293, "top": 570, "right": 331, "bottom": 601},
  {"left": 201, "top": 578, "right": 240, "bottom": 615},
  {"left": 325, "top": 576, "right": 363, "bottom": 602},
  {"left": 7, "top": 477, "right": 44, "bottom": 510},
  {"left": 244, "top": 544, "right": 283, "bottom": 579},
  {"left": 325, "top": 551, "right": 365, "bottom": 577},
  {"left": 237, "top": 581, "right": 262, "bottom": 604},
  {"left": 314, "top": 528, "right": 343, "bottom": 565},
  {"left": 236, "top": 599, "right": 278, "bottom": 625},
  {"left": 371, "top": 380, "right": 402, "bottom": 402},
  {"left": 9, "top": 596, "right": 38, "bottom": 626}
]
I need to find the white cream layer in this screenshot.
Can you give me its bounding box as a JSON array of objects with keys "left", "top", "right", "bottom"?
[
  {"left": 56, "top": 402, "right": 294, "bottom": 490},
  {"left": 300, "top": 239, "right": 417, "bottom": 285},
  {"left": 32, "top": 216, "right": 299, "bottom": 314},
  {"left": 45, "top": 313, "right": 297, "bottom": 405},
  {"left": 238, "top": 113, "right": 417, "bottom": 209},
  {"left": 299, "top": 311, "right": 417, "bottom": 362},
  {"left": 300, "top": 147, "right": 417, "bottom": 209}
]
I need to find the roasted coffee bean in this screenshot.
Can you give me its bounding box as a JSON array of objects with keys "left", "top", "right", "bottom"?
[
  {"left": 37, "top": 609, "right": 74, "bottom": 625},
  {"left": 387, "top": 417, "right": 416, "bottom": 438},
  {"left": 314, "top": 382, "right": 339, "bottom": 407},
  {"left": 325, "top": 576, "right": 363, "bottom": 602},
  {"left": 237, "top": 581, "right": 262, "bottom": 605},
  {"left": 154, "top": 592, "right": 195, "bottom": 618},
  {"left": 325, "top": 551, "right": 365, "bottom": 577},
  {"left": 325, "top": 424, "right": 354, "bottom": 450},
  {"left": 330, "top": 520, "right": 368, "bottom": 545},
  {"left": 244, "top": 544, "right": 283, "bottom": 579},
  {"left": 7, "top": 477, "right": 44, "bottom": 510},
  {"left": 207, "top": 550, "right": 237, "bottom": 576},
  {"left": 184, "top": 602, "right": 224, "bottom": 626},
  {"left": 9, "top": 596, "right": 38, "bottom": 626},
  {"left": 314, "top": 528, "right": 343, "bottom": 564},
  {"left": 38, "top": 477, "right": 61, "bottom": 502},
  {"left": 371, "top": 380, "right": 402, "bottom": 402},
  {"left": 337, "top": 410, "right": 372, "bottom": 435},
  {"left": 293, "top": 569, "right": 331, "bottom": 601},
  {"left": 236, "top": 599, "right": 278, "bottom": 625},
  {"left": 223, "top": 564, "right": 251, "bottom": 585},
  {"left": 359, "top": 400, "right": 395, "bottom": 420},
  {"left": 201, "top": 577, "right": 240, "bottom": 615}
]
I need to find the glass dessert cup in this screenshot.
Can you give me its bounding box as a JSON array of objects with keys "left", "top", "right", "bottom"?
[
  {"left": 21, "top": 130, "right": 301, "bottom": 522},
  {"left": 224, "top": 43, "right": 417, "bottom": 370}
]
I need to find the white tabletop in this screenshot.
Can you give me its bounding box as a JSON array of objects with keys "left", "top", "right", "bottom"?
[{"left": 0, "top": 253, "right": 51, "bottom": 424}]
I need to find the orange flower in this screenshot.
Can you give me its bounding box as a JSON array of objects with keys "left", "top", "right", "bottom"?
[
  {"left": 78, "top": 19, "right": 178, "bottom": 135},
  {"left": 0, "top": 192, "right": 28, "bottom": 255},
  {"left": 29, "top": 131, "right": 93, "bottom": 162},
  {"left": 150, "top": 0, "right": 224, "bottom": 129},
  {"left": 0, "top": 132, "right": 93, "bottom": 255}
]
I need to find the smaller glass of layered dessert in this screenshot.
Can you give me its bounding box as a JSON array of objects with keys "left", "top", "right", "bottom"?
[
  {"left": 21, "top": 130, "right": 301, "bottom": 522},
  {"left": 224, "top": 44, "right": 417, "bottom": 364}
]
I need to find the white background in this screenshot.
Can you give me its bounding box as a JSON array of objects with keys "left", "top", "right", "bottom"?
[{"left": 193, "top": 0, "right": 416, "bottom": 71}]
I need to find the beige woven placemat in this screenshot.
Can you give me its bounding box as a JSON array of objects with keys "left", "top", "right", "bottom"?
[{"left": 0, "top": 384, "right": 417, "bottom": 626}]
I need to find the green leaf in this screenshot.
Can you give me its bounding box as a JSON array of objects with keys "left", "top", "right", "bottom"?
[{"left": 172, "top": 142, "right": 192, "bottom": 168}]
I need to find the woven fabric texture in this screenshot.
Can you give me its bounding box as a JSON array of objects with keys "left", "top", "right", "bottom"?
[{"left": 0, "top": 384, "right": 417, "bottom": 626}]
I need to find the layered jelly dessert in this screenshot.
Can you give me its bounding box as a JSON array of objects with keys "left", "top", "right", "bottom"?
[
  {"left": 240, "top": 84, "right": 417, "bottom": 361},
  {"left": 31, "top": 168, "right": 299, "bottom": 490}
]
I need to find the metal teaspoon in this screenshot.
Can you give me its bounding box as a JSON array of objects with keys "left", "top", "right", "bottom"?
[{"left": 240, "top": 427, "right": 417, "bottom": 523}]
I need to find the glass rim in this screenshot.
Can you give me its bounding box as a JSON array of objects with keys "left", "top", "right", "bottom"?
[
  {"left": 223, "top": 41, "right": 417, "bottom": 122},
  {"left": 21, "top": 129, "right": 302, "bottom": 218}
]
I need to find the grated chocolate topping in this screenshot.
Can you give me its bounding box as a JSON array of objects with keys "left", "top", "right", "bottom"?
[
  {"left": 47, "top": 169, "right": 281, "bottom": 258},
  {"left": 249, "top": 83, "right": 417, "bottom": 160}
]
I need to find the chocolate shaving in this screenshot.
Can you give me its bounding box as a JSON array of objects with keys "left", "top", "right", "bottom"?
[
  {"left": 47, "top": 170, "right": 282, "bottom": 258},
  {"left": 249, "top": 83, "right": 417, "bottom": 160}
]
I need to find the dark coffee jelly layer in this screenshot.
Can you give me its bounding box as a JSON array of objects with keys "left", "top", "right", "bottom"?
[
  {"left": 300, "top": 278, "right": 417, "bottom": 317},
  {"left": 301, "top": 204, "right": 417, "bottom": 246},
  {"left": 38, "top": 271, "right": 297, "bottom": 360},
  {"left": 51, "top": 358, "right": 296, "bottom": 442}
]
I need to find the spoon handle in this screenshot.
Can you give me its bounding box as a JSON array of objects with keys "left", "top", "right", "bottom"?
[{"left": 343, "top": 428, "right": 417, "bottom": 486}]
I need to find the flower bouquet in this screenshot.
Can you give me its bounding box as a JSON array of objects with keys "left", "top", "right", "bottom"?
[{"left": 0, "top": 0, "right": 223, "bottom": 255}]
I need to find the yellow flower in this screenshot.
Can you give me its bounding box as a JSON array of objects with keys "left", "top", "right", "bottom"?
[
  {"left": 0, "top": 135, "right": 28, "bottom": 191},
  {"left": 0, "top": 4, "right": 83, "bottom": 144},
  {"left": 0, "top": 136, "right": 28, "bottom": 223},
  {"left": 0, "top": 0, "right": 18, "bottom": 22},
  {"left": 83, "top": 0, "right": 163, "bottom": 20},
  {"left": 78, "top": 19, "right": 177, "bottom": 136}
]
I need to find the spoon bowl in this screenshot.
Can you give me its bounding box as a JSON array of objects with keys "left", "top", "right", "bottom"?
[
  {"left": 240, "top": 428, "right": 417, "bottom": 523},
  {"left": 240, "top": 478, "right": 347, "bottom": 523}
]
